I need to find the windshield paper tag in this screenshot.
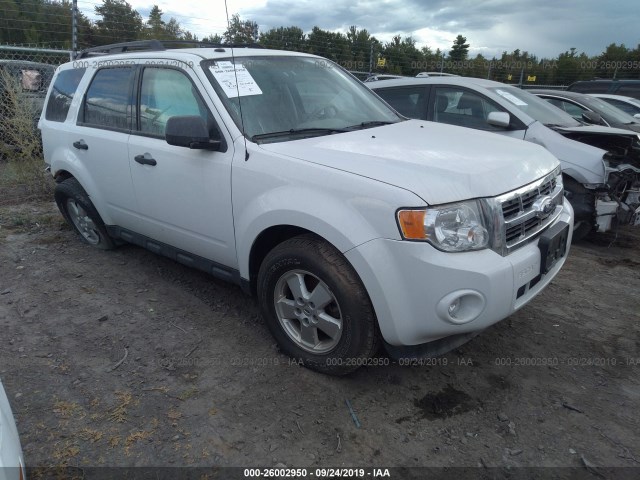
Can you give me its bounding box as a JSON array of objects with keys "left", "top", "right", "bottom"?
[
  {"left": 495, "top": 89, "right": 527, "bottom": 106},
  {"left": 209, "top": 61, "right": 262, "bottom": 98}
]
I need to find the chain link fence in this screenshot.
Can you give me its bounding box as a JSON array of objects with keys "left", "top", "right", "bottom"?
[{"left": 0, "top": 45, "right": 70, "bottom": 203}]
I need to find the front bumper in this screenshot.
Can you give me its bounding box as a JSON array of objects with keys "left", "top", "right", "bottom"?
[{"left": 345, "top": 198, "right": 573, "bottom": 347}]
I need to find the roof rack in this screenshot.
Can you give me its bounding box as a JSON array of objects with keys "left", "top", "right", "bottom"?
[{"left": 75, "top": 40, "right": 264, "bottom": 59}]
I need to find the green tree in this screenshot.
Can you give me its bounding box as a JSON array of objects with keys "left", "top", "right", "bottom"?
[
  {"left": 144, "top": 5, "right": 165, "bottom": 39},
  {"left": 223, "top": 14, "right": 258, "bottom": 43},
  {"left": 449, "top": 34, "right": 469, "bottom": 62},
  {"left": 94, "top": 0, "right": 143, "bottom": 44},
  {"left": 259, "top": 26, "right": 306, "bottom": 51}
]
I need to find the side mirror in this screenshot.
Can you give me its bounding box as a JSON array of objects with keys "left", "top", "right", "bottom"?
[
  {"left": 165, "top": 115, "right": 221, "bottom": 150},
  {"left": 581, "top": 110, "right": 603, "bottom": 125},
  {"left": 487, "top": 111, "right": 510, "bottom": 128},
  {"left": 634, "top": 113, "right": 640, "bottom": 119}
]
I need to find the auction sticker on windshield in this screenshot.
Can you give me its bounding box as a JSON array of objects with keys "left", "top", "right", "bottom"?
[
  {"left": 209, "top": 61, "right": 263, "bottom": 98},
  {"left": 495, "top": 89, "right": 527, "bottom": 106}
]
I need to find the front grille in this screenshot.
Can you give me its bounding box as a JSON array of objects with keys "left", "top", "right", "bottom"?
[{"left": 494, "top": 168, "right": 564, "bottom": 255}]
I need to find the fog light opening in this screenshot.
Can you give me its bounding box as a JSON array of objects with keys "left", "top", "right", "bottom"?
[{"left": 437, "top": 290, "right": 486, "bottom": 325}]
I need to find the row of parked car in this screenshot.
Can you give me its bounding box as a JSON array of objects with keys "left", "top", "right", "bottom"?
[{"left": 366, "top": 76, "right": 640, "bottom": 239}]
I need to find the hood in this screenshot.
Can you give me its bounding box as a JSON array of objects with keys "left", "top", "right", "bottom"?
[
  {"left": 259, "top": 120, "right": 559, "bottom": 205},
  {"left": 549, "top": 124, "right": 640, "bottom": 168},
  {"left": 524, "top": 122, "right": 607, "bottom": 183},
  {"left": 551, "top": 124, "right": 639, "bottom": 137}
]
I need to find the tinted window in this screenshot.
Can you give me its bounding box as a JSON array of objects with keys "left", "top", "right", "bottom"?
[
  {"left": 604, "top": 98, "right": 640, "bottom": 116},
  {"left": 45, "top": 68, "right": 86, "bottom": 122},
  {"left": 139, "top": 68, "right": 207, "bottom": 136},
  {"left": 433, "top": 87, "right": 502, "bottom": 130},
  {"left": 569, "top": 81, "right": 611, "bottom": 94},
  {"left": 375, "top": 86, "right": 427, "bottom": 119},
  {"left": 83, "top": 68, "right": 134, "bottom": 129},
  {"left": 616, "top": 84, "right": 640, "bottom": 99}
]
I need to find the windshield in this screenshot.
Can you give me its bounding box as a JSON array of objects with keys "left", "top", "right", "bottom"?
[
  {"left": 203, "top": 56, "right": 402, "bottom": 143},
  {"left": 489, "top": 86, "right": 581, "bottom": 127},
  {"left": 586, "top": 96, "right": 640, "bottom": 124}
]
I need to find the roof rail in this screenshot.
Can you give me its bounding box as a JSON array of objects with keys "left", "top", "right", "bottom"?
[{"left": 75, "top": 40, "right": 264, "bottom": 59}]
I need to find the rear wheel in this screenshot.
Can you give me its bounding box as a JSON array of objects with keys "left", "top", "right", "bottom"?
[
  {"left": 257, "top": 234, "right": 380, "bottom": 375},
  {"left": 55, "top": 177, "right": 115, "bottom": 250}
]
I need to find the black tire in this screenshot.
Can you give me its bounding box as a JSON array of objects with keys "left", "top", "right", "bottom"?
[
  {"left": 563, "top": 176, "right": 595, "bottom": 242},
  {"left": 257, "top": 234, "right": 380, "bottom": 375},
  {"left": 54, "top": 177, "right": 116, "bottom": 250}
]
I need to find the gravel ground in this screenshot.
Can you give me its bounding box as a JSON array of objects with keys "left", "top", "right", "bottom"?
[{"left": 0, "top": 200, "right": 639, "bottom": 480}]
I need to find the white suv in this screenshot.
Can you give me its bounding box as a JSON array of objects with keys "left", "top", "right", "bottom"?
[{"left": 39, "top": 41, "right": 573, "bottom": 374}]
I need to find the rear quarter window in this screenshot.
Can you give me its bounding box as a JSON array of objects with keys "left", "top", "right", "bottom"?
[{"left": 45, "top": 68, "right": 86, "bottom": 122}]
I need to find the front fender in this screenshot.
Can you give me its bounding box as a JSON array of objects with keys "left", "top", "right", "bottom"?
[{"left": 234, "top": 185, "right": 406, "bottom": 280}]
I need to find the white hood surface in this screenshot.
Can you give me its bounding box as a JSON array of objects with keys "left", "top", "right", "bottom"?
[{"left": 261, "top": 120, "right": 559, "bottom": 205}]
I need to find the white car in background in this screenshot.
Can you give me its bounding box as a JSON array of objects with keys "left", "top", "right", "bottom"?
[
  {"left": 0, "top": 379, "right": 25, "bottom": 480},
  {"left": 589, "top": 94, "right": 640, "bottom": 119},
  {"left": 368, "top": 77, "right": 640, "bottom": 240}
]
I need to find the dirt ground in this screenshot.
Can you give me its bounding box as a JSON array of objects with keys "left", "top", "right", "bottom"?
[{"left": 0, "top": 198, "right": 639, "bottom": 479}]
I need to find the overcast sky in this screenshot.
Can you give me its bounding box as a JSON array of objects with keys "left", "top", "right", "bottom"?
[{"left": 122, "top": 0, "right": 638, "bottom": 59}]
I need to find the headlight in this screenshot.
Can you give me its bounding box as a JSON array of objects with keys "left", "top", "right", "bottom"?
[{"left": 397, "top": 200, "right": 490, "bottom": 252}]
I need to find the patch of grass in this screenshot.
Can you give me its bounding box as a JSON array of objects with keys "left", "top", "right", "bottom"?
[
  {"left": 124, "top": 430, "right": 152, "bottom": 456},
  {"left": 178, "top": 387, "right": 199, "bottom": 401},
  {"left": 78, "top": 428, "right": 104, "bottom": 444},
  {"left": 109, "top": 391, "right": 134, "bottom": 423},
  {"left": 52, "top": 400, "right": 81, "bottom": 419}
]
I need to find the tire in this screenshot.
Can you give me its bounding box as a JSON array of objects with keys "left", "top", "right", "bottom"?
[
  {"left": 54, "top": 177, "right": 116, "bottom": 250},
  {"left": 563, "top": 176, "right": 595, "bottom": 242},
  {"left": 257, "top": 234, "right": 380, "bottom": 375}
]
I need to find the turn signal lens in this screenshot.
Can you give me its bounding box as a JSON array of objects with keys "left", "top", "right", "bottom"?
[{"left": 397, "top": 210, "right": 427, "bottom": 239}]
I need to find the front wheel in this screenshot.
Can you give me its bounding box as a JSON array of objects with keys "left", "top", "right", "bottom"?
[{"left": 257, "top": 234, "right": 379, "bottom": 375}]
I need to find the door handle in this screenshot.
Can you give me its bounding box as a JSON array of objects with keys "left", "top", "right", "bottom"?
[
  {"left": 134, "top": 153, "right": 157, "bottom": 166},
  {"left": 73, "top": 140, "right": 88, "bottom": 150}
]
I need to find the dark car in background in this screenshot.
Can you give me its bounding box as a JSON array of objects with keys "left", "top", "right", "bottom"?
[
  {"left": 567, "top": 79, "right": 640, "bottom": 100},
  {"left": 0, "top": 59, "right": 55, "bottom": 149},
  {"left": 530, "top": 89, "right": 640, "bottom": 133}
]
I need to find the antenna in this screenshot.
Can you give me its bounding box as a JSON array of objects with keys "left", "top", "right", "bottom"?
[{"left": 224, "top": 0, "right": 250, "bottom": 161}]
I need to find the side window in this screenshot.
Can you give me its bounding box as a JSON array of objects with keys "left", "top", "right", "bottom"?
[
  {"left": 433, "top": 87, "right": 502, "bottom": 130},
  {"left": 375, "top": 86, "right": 427, "bottom": 119},
  {"left": 45, "top": 68, "right": 86, "bottom": 122},
  {"left": 82, "top": 67, "right": 134, "bottom": 130},
  {"left": 557, "top": 100, "right": 585, "bottom": 120},
  {"left": 606, "top": 98, "right": 640, "bottom": 116},
  {"left": 616, "top": 84, "right": 640, "bottom": 98},
  {"left": 139, "top": 68, "right": 207, "bottom": 137}
]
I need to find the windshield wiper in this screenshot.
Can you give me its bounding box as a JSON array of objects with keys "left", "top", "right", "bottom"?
[
  {"left": 251, "top": 128, "right": 349, "bottom": 143},
  {"left": 344, "top": 120, "right": 397, "bottom": 130}
]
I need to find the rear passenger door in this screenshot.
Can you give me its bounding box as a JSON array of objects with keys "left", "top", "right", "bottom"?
[
  {"left": 73, "top": 67, "right": 138, "bottom": 226},
  {"left": 126, "top": 66, "right": 237, "bottom": 270}
]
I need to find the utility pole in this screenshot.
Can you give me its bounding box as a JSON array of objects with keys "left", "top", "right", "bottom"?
[
  {"left": 369, "top": 42, "right": 373, "bottom": 75},
  {"left": 71, "top": 0, "right": 78, "bottom": 59}
]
